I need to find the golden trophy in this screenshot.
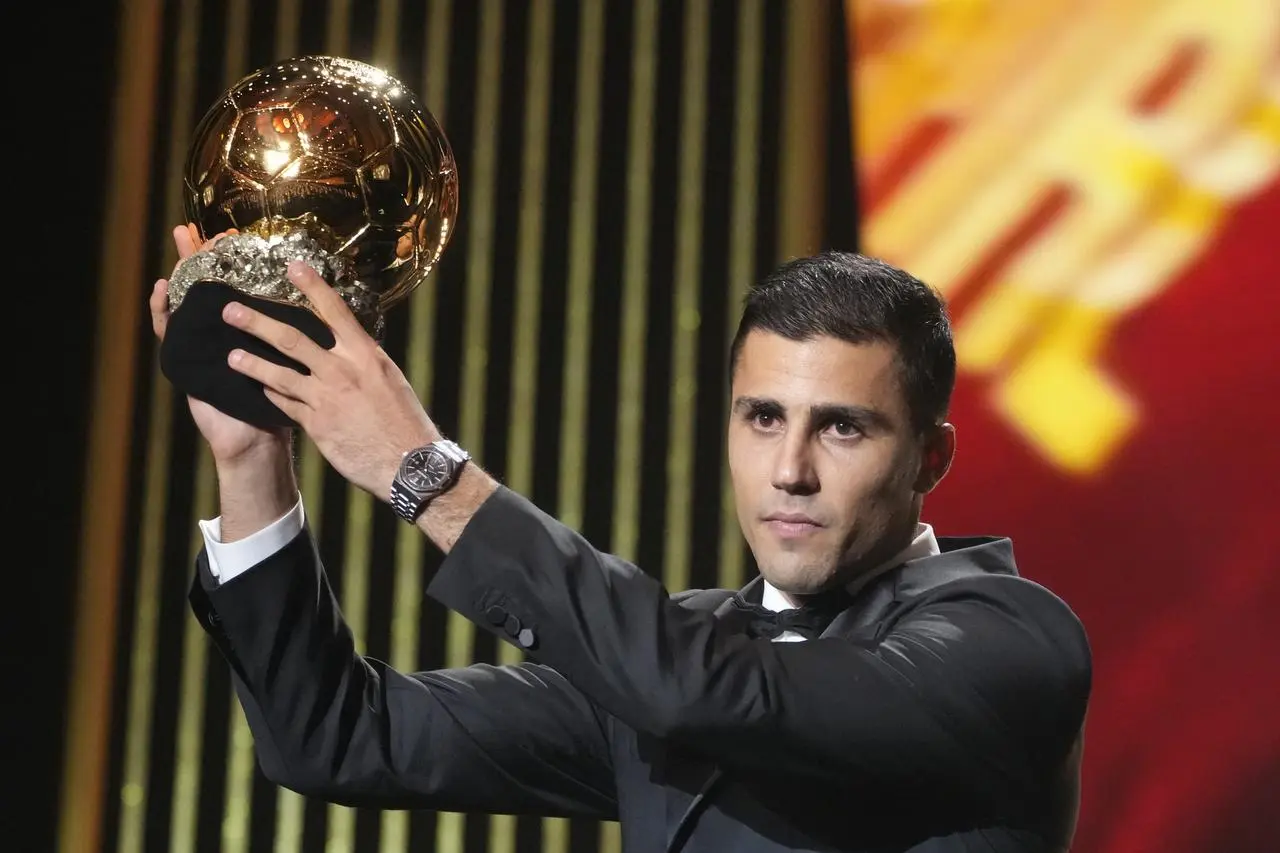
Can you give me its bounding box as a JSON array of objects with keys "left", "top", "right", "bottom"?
[{"left": 161, "top": 55, "right": 458, "bottom": 427}]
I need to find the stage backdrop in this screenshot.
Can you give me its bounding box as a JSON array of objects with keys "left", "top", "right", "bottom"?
[
  {"left": 58, "top": 2, "right": 1278, "bottom": 853},
  {"left": 848, "top": 1, "right": 1280, "bottom": 851}
]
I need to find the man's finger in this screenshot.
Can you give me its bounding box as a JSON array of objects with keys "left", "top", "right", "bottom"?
[
  {"left": 175, "top": 223, "right": 240, "bottom": 261},
  {"left": 201, "top": 227, "right": 239, "bottom": 252},
  {"left": 174, "top": 224, "right": 197, "bottom": 260},
  {"left": 150, "top": 279, "right": 170, "bottom": 339},
  {"left": 222, "top": 301, "right": 332, "bottom": 374},
  {"left": 228, "top": 348, "right": 312, "bottom": 402},
  {"left": 285, "top": 261, "right": 367, "bottom": 342},
  {"left": 263, "top": 386, "right": 308, "bottom": 427}
]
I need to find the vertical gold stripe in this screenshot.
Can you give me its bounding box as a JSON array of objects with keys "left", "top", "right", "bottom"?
[
  {"left": 548, "top": 2, "right": 605, "bottom": 847},
  {"left": 326, "top": 0, "right": 352, "bottom": 57},
  {"left": 325, "top": 1, "right": 403, "bottom": 847},
  {"left": 372, "top": 0, "right": 400, "bottom": 67},
  {"left": 438, "top": 2, "right": 504, "bottom": 851},
  {"left": 719, "top": 0, "right": 765, "bottom": 591},
  {"left": 58, "top": 3, "right": 163, "bottom": 852},
  {"left": 603, "top": 7, "right": 659, "bottom": 844},
  {"left": 221, "top": 703, "right": 257, "bottom": 853},
  {"left": 498, "top": 0, "right": 554, "bottom": 607},
  {"left": 115, "top": 1, "right": 202, "bottom": 850},
  {"left": 599, "top": 811, "right": 623, "bottom": 852},
  {"left": 168, "top": 449, "right": 218, "bottom": 853},
  {"left": 222, "top": 0, "right": 250, "bottom": 84},
  {"left": 556, "top": 0, "right": 605, "bottom": 533},
  {"left": 777, "top": 0, "right": 829, "bottom": 261},
  {"left": 115, "top": 332, "right": 175, "bottom": 853},
  {"left": 663, "top": 0, "right": 711, "bottom": 596},
  {"left": 380, "top": 1, "right": 454, "bottom": 850},
  {"left": 503, "top": 0, "right": 554, "bottom": 521},
  {"left": 275, "top": 0, "right": 302, "bottom": 58},
  {"left": 610, "top": 0, "right": 660, "bottom": 565},
  {"left": 456, "top": 0, "right": 503, "bottom": 494},
  {"left": 486, "top": 3, "right": 554, "bottom": 851},
  {"left": 297, "top": 445, "right": 327, "bottom": 533}
]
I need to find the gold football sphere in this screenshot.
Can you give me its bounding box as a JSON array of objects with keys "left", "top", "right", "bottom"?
[{"left": 183, "top": 54, "right": 458, "bottom": 311}]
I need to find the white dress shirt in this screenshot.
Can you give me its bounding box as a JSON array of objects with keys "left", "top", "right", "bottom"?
[
  {"left": 199, "top": 494, "right": 306, "bottom": 583},
  {"left": 759, "top": 523, "right": 940, "bottom": 642},
  {"left": 200, "top": 497, "right": 940, "bottom": 639}
]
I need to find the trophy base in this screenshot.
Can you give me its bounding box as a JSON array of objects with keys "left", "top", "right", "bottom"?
[{"left": 160, "top": 281, "right": 336, "bottom": 429}]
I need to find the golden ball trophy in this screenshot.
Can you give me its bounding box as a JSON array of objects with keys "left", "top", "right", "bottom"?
[{"left": 161, "top": 55, "right": 458, "bottom": 427}]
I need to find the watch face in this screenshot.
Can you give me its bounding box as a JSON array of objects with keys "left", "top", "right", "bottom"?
[{"left": 400, "top": 446, "right": 450, "bottom": 492}]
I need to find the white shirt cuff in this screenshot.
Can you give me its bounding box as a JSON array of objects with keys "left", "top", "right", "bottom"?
[{"left": 198, "top": 494, "right": 305, "bottom": 584}]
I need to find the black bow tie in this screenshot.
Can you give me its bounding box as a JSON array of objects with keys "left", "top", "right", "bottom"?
[{"left": 726, "top": 590, "right": 853, "bottom": 640}]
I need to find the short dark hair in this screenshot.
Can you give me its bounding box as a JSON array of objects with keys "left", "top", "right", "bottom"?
[{"left": 729, "top": 251, "right": 955, "bottom": 433}]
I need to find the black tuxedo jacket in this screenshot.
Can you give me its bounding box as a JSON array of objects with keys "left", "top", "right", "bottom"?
[{"left": 190, "top": 486, "right": 1091, "bottom": 852}]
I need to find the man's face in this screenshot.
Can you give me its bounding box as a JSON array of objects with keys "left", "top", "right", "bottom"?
[{"left": 727, "top": 331, "right": 949, "bottom": 597}]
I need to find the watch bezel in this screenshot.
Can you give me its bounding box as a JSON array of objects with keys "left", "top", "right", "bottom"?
[
  {"left": 397, "top": 445, "right": 450, "bottom": 495},
  {"left": 390, "top": 440, "right": 471, "bottom": 523}
]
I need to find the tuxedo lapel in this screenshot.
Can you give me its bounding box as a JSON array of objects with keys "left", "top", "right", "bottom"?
[
  {"left": 716, "top": 576, "right": 763, "bottom": 613},
  {"left": 820, "top": 537, "right": 1019, "bottom": 640},
  {"left": 820, "top": 570, "right": 899, "bottom": 640}
]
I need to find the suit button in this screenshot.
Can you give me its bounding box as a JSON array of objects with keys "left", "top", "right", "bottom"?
[
  {"left": 503, "top": 614, "right": 522, "bottom": 636},
  {"left": 517, "top": 628, "right": 537, "bottom": 649},
  {"left": 485, "top": 605, "right": 507, "bottom": 625}
]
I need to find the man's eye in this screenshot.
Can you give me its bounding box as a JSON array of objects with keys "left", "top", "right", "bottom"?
[
  {"left": 830, "top": 420, "right": 861, "bottom": 437},
  {"left": 752, "top": 412, "right": 778, "bottom": 429}
]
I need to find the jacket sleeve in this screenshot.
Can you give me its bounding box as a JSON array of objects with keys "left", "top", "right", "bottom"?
[
  {"left": 429, "top": 487, "right": 1093, "bottom": 801},
  {"left": 189, "top": 525, "right": 617, "bottom": 818}
]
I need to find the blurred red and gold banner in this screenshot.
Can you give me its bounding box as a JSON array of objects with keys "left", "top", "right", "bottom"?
[{"left": 849, "top": 1, "right": 1280, "bottom": 849}]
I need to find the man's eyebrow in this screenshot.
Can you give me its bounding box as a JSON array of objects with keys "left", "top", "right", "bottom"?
[
  {"left": 732, "top": 395, "right": 782, "bottom": 414},
  {"left": 731, "top": 396, "right": 893, "bottom": 431}
]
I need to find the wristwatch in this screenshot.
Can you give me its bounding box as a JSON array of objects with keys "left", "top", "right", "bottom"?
[{"left": 389, "top": 439, "right": 471, "bottom": 522}]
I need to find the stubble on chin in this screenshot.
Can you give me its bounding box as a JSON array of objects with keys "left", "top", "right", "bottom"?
[{"left": 758, "top": 546, "right": 844, "bottom": 596}]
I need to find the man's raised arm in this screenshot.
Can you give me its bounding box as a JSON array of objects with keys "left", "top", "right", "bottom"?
[
  {"left": 427, "top": 484, "right": 1091, "bottom": 806},
  {"left": 190, "top": 484, "right": 616, "bottom": 818}
]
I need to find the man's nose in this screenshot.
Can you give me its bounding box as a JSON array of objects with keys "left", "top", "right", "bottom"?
[{"left": 770, "top": 433, "right": 818, "bottom": 495}]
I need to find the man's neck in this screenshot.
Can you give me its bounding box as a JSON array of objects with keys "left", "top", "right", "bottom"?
[{"left": 762, "top": 522, "right": 940, "bottom": 611}]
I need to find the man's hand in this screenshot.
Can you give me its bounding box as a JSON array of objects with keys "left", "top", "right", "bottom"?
[
  {"left": 222, "top": 260, "right": 440, "bottom": 502},
  {"left": 152, "top": 223, "right": 296, "bottom": 541},
  {"left": 151, "top": 223, "right": 291, "bottom": 464}
]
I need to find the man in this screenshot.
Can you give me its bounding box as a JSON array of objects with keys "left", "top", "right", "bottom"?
[{"left": 150, "top": 226, "right": 1091, "bottom": 852}]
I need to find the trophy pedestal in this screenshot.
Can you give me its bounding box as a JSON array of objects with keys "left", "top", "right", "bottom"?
[{"left": 160, "top": 281, "right": 335, "bottom": 429}]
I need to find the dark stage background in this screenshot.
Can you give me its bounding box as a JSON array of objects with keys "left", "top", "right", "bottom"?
[{"left": 30, "top": 1, "right": 1279, "bottom": 852}]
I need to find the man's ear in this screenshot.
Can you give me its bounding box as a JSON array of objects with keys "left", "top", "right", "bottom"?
[{"left": 913, "top": 423, "right": 956, "bottom": 494}]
